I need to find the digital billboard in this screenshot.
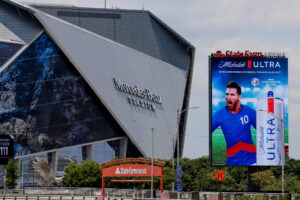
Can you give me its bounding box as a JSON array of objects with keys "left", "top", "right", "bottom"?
[
  {"left": 209, "top": 51, "right": 288, "bottom": 166},
  {"left": 0, "top": 135, "right": 14, "bottom": 165}
]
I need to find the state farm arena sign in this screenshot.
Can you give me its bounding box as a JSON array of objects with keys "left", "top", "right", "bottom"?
[
  {"left": 102, "top": 164, "right": 163, "bottom": 177},
  {"left": 212, "top": 50, "right": 285, "bottom": 58}
]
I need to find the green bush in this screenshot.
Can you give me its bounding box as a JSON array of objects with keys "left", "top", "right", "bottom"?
[
  {"left": 4, "top": 160, "right": 19, "bottom": 188},
  {"left": 293, "top": 194, "right": 300, "bottom": 200},
  {"left": 252, "top": 196, "right": 267, "bottom": 200},
  {"left": 234, "top": 195, "right": 267, "bottom": 200},
  {"left": 234, "top": 195, "right": 252, "bottom": 200},
  {"left": 62, "top": 160, "right": 102, "bottom": 187},
  {"left": 279, "top": 194, "right": 290, "bottom": 200}
]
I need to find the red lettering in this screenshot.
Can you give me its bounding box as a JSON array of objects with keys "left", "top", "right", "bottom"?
[
  {"left": 212, "top": 50, "right": 264, "bottom": 58},
  {"left": 247, "top": 60, "right": 252, "bottom": 68}
]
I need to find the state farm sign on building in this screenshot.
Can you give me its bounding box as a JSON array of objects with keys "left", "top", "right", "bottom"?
[{"left": 102, "top": 164, "right": 163, "bottom": 177}]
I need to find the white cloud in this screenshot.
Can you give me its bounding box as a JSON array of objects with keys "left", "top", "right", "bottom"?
[
  {"left": 274, "top": 86, "right": 287, "bottom": 97},
  {"left": 212, "top": 88, "right": 223, "bottom": 97},
  {"left": 242, "top": 98, "right": 257, "bottom": 104},
  {"left": 212, "top": 98, "right": 223, "bottom": 106},
  {"left": 253, "top": 87, "right": 261, "bottom": 92},
  {"left": 241, "top": 87, "right": 251, "bottom": 92}
]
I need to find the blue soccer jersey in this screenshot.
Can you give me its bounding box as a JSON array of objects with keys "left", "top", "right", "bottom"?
[{"left": 212, "top": 105, "right": 256, "bottom": 165}]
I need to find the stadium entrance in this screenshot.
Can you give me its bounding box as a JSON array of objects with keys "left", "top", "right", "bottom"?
[{"left": 100, "top": 158, "right": 165, "bottom": 199}]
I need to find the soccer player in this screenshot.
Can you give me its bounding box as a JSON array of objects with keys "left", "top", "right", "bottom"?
[{"left": 212, "top": 81, "right": 256, "bottom": 165}]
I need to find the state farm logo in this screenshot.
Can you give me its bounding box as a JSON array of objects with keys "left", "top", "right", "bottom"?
[
  {"left": 218, "top": 61, "right": 246, "bottom": 68},
  {"left": 212, "top": 50, "right": 285, "bottom": 58},
  {"left": 115, "top": 167, "right": 147, "bottom": 175},
  {"left": 213, "top": 50, "right": 225, "bottom": 57},
  {"left": 212, "top": 50, "right": 263, "bottom": 58}
]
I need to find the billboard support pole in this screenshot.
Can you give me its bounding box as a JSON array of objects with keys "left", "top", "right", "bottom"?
[
  {"left": 172, "top": 138, "right": 175, "bottom": 192},
  {"left": 247, "top": 167, "right": 257, "bottom": 192},
  {"left": 4, "top": 168, "right": 6, "bottom": 192},
  {"left": 176, "top": 108, "right": 180, "bottom": 200},
  {"left": 151, "top": 128, "right": 154, "bottom": 198},
  {"left": 218, "top": 181, "right": 222, "bottom": 200},
  {"left": 282, "top": 161, "right": 285, "bottom": 196}
]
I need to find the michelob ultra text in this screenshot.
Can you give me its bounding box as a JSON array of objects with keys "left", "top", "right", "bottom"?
[{"left": 256, "top": 91, "right": 285, "bottom": 166}]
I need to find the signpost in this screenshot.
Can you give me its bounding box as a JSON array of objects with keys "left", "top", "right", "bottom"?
[
  {"left": 176, "top": 180, "right": 182, "bottom": 186},
  {"left": 0, "top": 135, "right": 14, "bottom": 165},
  {"left": 215, "top": 170, "right": 225, "bottom": 182},
  {"left": 176, "top": 186, "right": 183, "bottom": 192},
  {"left": 176, "top": 166, "right": 183, "bottom": 193},
  {"left": 176, "top": 173, "right": 182, "bottom": 179},
  {"left": 176, "top": 166, "right": 182, "bottom": 171},
  {"left": 215, "top": 170, "right": 225, "bottom": 200}
]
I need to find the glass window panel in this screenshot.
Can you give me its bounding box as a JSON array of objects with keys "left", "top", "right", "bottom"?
[
  {"left": 21, "top": 153, "right": 51, "bottom": 187},
  {"left": 93, "top": 140, "right": 118, "bottom": 163}
]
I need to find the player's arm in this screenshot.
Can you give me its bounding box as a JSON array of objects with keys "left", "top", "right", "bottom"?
[{"left": 212, "top": 112, "right": 221, "bottom": 132}]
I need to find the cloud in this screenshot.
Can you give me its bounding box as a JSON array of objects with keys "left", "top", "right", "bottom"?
[
  {"left": 241, "top": 87, "right": 251, "bottom": 92},
  {"left": 212, "top": 98, "right": 223, "bottom": 106},
  {"left": 274, "top": 86, "right": 287, "bottom": 97},
  {"left": 253, "top": 87, "right": 261, "bottom": 92},
  {"left": 212, "top": 88, "right": 223, "bottom": 97}
]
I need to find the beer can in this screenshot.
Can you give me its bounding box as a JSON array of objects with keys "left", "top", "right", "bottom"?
[{"left": 256, "top": 92, "right": 285, "bottom": 166}]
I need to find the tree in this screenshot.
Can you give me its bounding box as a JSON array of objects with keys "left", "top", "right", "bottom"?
[
  {"left": 59, "top": 156, "right": 300, "bottom": 193},
  {"left": 62, "top": 160, "right": 102, "bottom": 187},
  {"left": 251, "top": 170, "right": 277, "bottom": 191},
  {"left": 4, "top": 159, "right": 19, "bottom": 188},
  {"left": 285, "top": 174, "right": 300, "bottom": 194},
  {"left": 285, "top": 159, "right": 300, "bottom": 179},
  {"left": 162, "top": 166, "right": 176, "bottom": 190}
]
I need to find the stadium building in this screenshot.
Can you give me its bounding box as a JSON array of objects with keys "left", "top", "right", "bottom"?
[{"left": 0, "top": 0, "right": 195, "bottom": 187}]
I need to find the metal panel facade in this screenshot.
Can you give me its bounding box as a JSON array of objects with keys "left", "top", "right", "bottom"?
[
  {"left": 33, "top": 6, "right": 192, "bottom": 71},
  {"left": 35, "top": 11, "right": 187, "bottom": 159},
  {"left": 0, "top": 1, "right": 41, "bottom": 43}
]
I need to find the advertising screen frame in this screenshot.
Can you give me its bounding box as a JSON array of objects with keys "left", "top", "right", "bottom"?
[{"left": 209, "top": 50, "right": 288, "bottom": 166}]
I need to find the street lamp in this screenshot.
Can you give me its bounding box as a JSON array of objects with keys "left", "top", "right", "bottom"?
[
  {"left": 175, "top": 106, "right": 199, "bottom": 199},
  {"left": 151, "top": 127, "right": 154, "bottom": 199}
]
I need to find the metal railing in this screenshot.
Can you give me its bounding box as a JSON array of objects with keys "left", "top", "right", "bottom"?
[{"left": 0, "top": 188, "right": 295, "bottom": 200}]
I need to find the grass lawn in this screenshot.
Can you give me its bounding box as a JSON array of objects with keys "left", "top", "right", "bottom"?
[{"left": 211, "top": 128, "right": 288, "bottom": 165}]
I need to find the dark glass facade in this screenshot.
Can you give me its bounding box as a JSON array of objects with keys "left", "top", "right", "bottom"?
[
  {"left": 0, "top": 33, "right": 124, "bottom": 156},
  {"left": 0, "top": 41, "right": 22, "bottom": 67}
]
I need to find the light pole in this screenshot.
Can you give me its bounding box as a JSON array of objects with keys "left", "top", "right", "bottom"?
[
  {"left": 176, "top": 106, "right": 199, "bottom": 199},
  {"left": 172, "top": 136, "right": 176, "bottom": 192},
  {"left": 4, "top": 168, "right": 6, "bottom": 192},
  {"left": 151, "top": 127, "right": 154, "bottom": 199}
]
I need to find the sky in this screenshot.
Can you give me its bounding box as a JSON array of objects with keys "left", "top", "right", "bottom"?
[{"left": 15, "top": 0, "right": 300, "bottom": 159}]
